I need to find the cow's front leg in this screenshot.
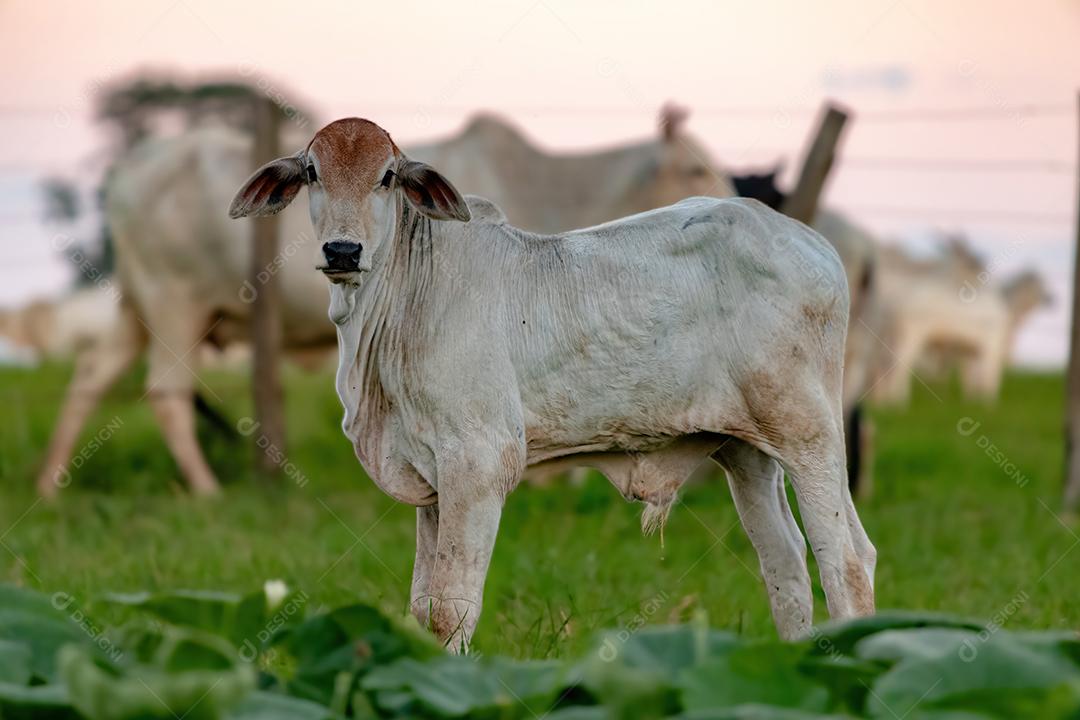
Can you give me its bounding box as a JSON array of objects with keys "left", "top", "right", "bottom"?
[
  {"left": 425, "top": 457, "right": 513, "bottom": 653},
  {"left": 410, "top": 504, "right": 439, "bottom": 629}
]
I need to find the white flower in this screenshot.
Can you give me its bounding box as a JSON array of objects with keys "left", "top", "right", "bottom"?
[{"left": 264, "top": 579, "right": 289, "bottom": 611}]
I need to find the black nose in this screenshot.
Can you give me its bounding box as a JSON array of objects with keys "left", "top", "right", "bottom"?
[{"left": 322, "top": 241, "right": 362, "bottom": 272}]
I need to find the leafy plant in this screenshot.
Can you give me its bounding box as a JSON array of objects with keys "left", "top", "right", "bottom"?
[{"left": 0, "top": 583, "right": 1077, "bottom": 719}]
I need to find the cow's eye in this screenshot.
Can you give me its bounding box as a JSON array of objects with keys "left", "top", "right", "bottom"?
[
  {"left": 306, "top": 164, "right": 318, "bottom": 183},
  {"left": 380, "top": 169, "right": 395, "bottom": 188}
]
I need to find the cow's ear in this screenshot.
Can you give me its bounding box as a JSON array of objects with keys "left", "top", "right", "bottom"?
[
  {"left": 229, "top": 154, "right": 306, "bottom": 219},
  {"left": 396, "top": 160, "right": 471, "bottom": 222}
]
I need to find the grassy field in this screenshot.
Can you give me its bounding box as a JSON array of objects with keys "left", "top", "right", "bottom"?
[{"left": 0, "top": 363, "right": 1075, "bottom": 659}]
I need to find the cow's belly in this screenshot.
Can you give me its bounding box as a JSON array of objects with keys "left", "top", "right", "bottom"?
[{"left": 519, "top": 347, "right": 744, "bottom": 465}]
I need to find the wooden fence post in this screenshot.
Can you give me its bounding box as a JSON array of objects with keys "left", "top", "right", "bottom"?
[
  {"left": 1064, "top": 91, "right": 1080, "bottom": 512},
  {"left": 250, "top": 96, "right": 286, "bottom": 480},
  {"left": 782, "top": 103, "right": 850, "bottom": 226}
]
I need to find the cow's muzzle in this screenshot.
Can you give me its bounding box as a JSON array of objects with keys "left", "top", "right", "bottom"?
[{"left": 319, "top": 241, "right": 363, "bottom": 280}]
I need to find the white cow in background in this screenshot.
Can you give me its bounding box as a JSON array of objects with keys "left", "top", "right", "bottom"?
[
  {"left": 0, "top": 287, "right": 306, "bottom": 372},
  {"left": 0, "top": 287, "right": 121, "bottom": 364},
  {"left": 872, "top": 242, "right": 1050, "bottom": 404},
  {"left": 32, "top": 128, "right": 330, "bottom": 497},
  {"left": 728, "top": 169, "right": 1051, "bottom": 407},
  {"left": 229, "top": 117, "right": 875, "bottom": 651},
  {"left": 34, "top": 110, "right": 738, "bottom": 497},
  {"left": 407, "top": 106, "right": 735, "bottom": 232}
]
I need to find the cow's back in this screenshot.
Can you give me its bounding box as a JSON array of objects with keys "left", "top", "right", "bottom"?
[{"left": 450, "top": 197, "right": 849, "bottom": 458}]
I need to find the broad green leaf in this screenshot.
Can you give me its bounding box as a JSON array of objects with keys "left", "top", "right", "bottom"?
[
  {"left": 797, "top": 653, "right": 883, "bottom": 713},
  {"left": 867, "top": 632, "right": 1080, "bottom": 718},
  {"left": 367, "top": 688, "right": 417, "bottom": 716},
  {"left": 903, "top": 712, "right": 995, "bottom": 720},
  {"left": 105, "top": 582, "right": 309, "bottom": 653},
  {"left": 675, "top": 705, "right": 850, "bottom": 719},
  {"left": 855, "top": 628, "right": 979, "bottom": 664},
  {"left": 363, "top": 655, "right": 565, "bottom": 718},
  {"left": 584, "top": 624, "right": 739, "bottom": 678},
  {"left": 60, "top": 638, "right": 256, "bottom": 720},
  {"left": 807, "top": 612, "right": 985, "bottom": 658},
  {"left": 274, "top": 603, "right": 442, "bottom": 707},
  {"left": 328, "top": 603, "right": 443, "bottom": 660},
  {"left": 0, "top": 682, "right": 78, "bottom": 719},
  {"left": 0, "top": 585, "right": 93, "bottom": 682},
  {"left": 104, "top": 584, "right": 307, "bottom": 653},
  {"left": 227, "top": 690, "right": 342, "bottom": 720},
  {"left": 584, "top": 665, "right": 676, "bottom": 720},
  {"left": 0, "top": 639, "right": 32, "bottom": 684},
  {"left": 1011, "top": 631, "right": 1080, "bottom": 667},
  {"left": 541, "top": 708, "right": 608, "bottom": 720},
  {"left": 574, "top": 623, "right": 739, "bottom": 718},
  {"left": 106, "top": 589, "right": 241, "bottom": 629},
  {"left": 680, "top": 643, "right": 829, "bottom": 712}
]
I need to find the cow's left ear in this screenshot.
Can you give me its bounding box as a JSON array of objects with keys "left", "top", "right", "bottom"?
[
  {"left": 229, "top": 153, "right": 306, "bottom": 219},
  {"left": 396, "top": 160, "right": 471, "bottom": 222}
]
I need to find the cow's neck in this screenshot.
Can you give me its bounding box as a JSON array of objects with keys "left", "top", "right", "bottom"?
[{"left": 330, "top": 202, "right": 439, "bottom": 459}]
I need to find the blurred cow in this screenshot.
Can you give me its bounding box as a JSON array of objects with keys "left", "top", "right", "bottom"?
[
  {"left": 732, "top": 170, "right": 1050, "bottom": 408},
  {"left": 407, "top": 106, "right": 734, "bottom": 231},
  {"left": 872, "top": 242, "right": 1050, "bottom": 404},
  {"left": 36, "top": 109, "right": 738, "bottom": 496},
  {"left": 33, "top": 128, "right": 326, "bottom": 497},
  {"left": 0, "top": 287, "right": 122, "bottom": 364}
]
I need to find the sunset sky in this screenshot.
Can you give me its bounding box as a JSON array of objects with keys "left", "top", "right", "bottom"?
[{"left": 1, "top": 0, "right": 1076, "bottom": 364}]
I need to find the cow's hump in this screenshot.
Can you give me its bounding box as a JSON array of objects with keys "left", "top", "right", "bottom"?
[{"left": 464, "top": 195, "right": 508, "bottom": 224}]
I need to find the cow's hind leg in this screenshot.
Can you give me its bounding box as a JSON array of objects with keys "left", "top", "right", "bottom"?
[
  {"left": 144, "top": 302, "right": 220, "bottom": 496},
  {"left": 712, "top": 438, "right": 812, "bottom": 640},
  {"left": 148, "top": 392, "right": 220, "bottom": 496},
  {"left": 842, "top": 479, "right": 876, "bottom": 586},
  {"left": 36, "top": 304, "right": 143, "bottom": 498},
  {"left": 778, "top": 416, "right": 875, "bottom": 620}
]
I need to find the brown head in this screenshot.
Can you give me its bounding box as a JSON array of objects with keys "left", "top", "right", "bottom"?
[{"left": 229, "top": 117, "right": 470, "bottom": 284}]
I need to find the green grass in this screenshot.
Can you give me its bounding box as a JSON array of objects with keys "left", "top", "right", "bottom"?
[{"left": 0, "top": 363, "right": 1075, "bottom": 658}]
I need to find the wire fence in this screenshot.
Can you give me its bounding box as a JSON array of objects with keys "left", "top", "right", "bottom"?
[
  {"left": 0, "top": 99, "right": 1075, "bottom": 276},
  {"left": 5, "top": 102, "right": 1070, "bottom": 120}
]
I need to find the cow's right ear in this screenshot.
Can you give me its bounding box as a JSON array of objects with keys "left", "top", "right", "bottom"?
[
  {"left": 229, "top": 154, "right": 306, "bottom": 219},
  {"left": 396, "top": 160, "right": 471, "bottom": 222}
]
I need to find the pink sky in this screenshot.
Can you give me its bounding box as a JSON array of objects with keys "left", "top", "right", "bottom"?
[{"left": 0, "top": 0, "right": 1076, "bottom": 364}]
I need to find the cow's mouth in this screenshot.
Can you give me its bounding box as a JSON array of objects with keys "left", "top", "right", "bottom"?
[{"left": 317, "top": 265, "right": 361, "bottom": 284}]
